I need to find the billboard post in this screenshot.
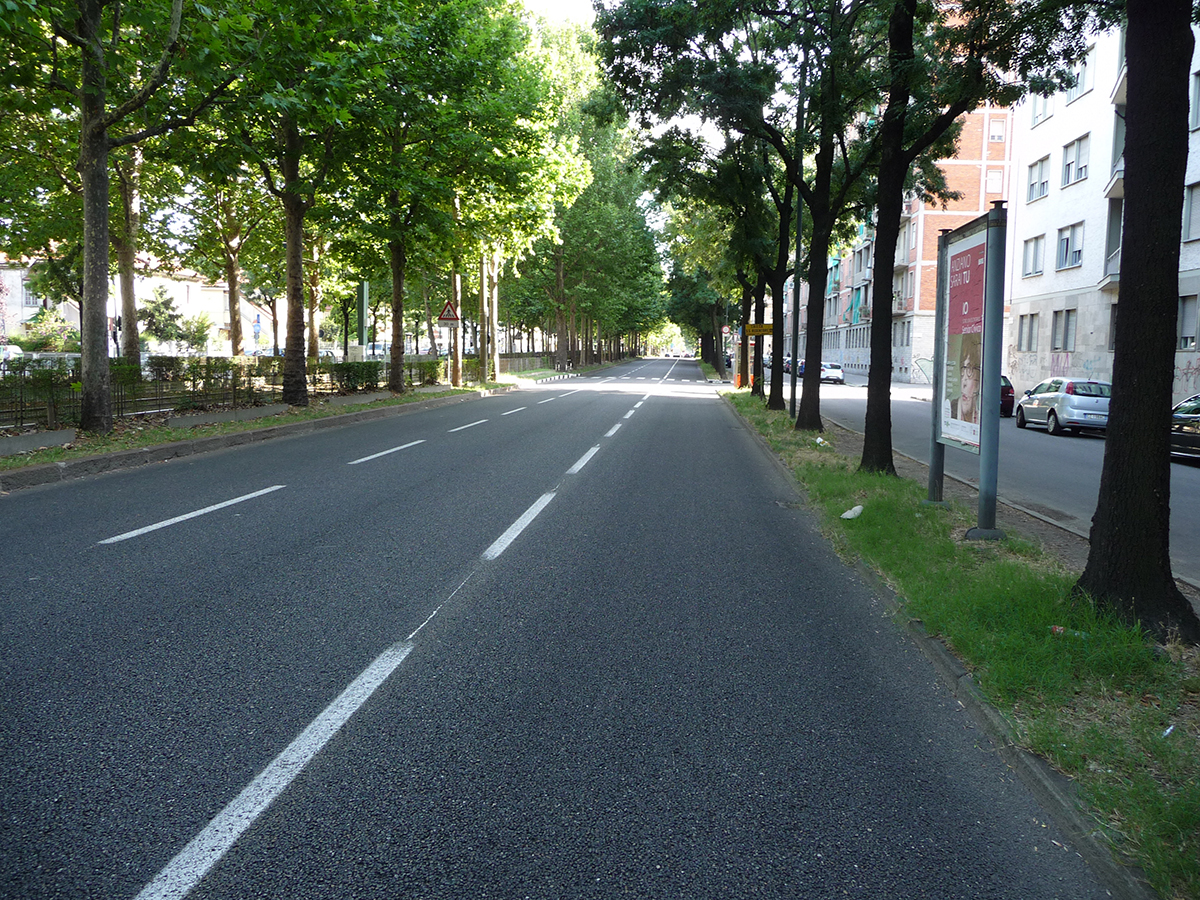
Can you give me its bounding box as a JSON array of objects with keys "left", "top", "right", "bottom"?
[{"left": 933, "top": 203, "right": 1007, "bottom": 540}]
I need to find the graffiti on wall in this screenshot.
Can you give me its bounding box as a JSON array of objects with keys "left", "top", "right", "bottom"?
[{"left": 1178, "top": 359, "right": 1200, "bottom": 395}]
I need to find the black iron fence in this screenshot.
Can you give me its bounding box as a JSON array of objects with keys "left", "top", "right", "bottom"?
[{"left": 1, "top": 352, "right": 551, "bottom": 431}]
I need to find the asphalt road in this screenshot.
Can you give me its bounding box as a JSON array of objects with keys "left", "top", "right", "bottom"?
[
  {"left": 765, "top": 364, "right": 1200, "bottom": 587},
  {"left": 2, "top": 358, "right": 1111, "bottom": 899}
]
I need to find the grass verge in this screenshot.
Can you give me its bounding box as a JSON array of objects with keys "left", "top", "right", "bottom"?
[
  {"left": 0, "top": 386, "right": 479, "bottom": 472},
  {"left": 728, "top": 388, "right": 1200, "bottom": 900}
]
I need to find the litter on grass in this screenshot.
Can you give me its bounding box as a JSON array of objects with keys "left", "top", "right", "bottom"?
[{"left": 841, "top": 505, "right": 863, "bottom": 519}]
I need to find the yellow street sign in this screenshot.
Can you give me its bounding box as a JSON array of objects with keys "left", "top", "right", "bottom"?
[{"left": 744, "top": 323, "right": 774, "bottom": 336}]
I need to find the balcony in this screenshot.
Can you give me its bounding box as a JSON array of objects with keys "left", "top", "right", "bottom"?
[
  {"left": 1110, "top": 61, "right": 1127, "bottom": 106},
  {"left": 1104, "top": 157, "right": 1124, "bottom": 199},
  {"left": 1100, "top": 247, "right": 1121, "bottom": 293}
]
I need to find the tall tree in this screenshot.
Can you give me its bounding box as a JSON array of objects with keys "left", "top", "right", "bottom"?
[
  {"left": 859, "top": 0, "right": 1087, "bottom": 474},
  {"left": 1077, "top": 0, "right": 1200, "bottom": 643},
  {"left": 1, "top": 0, "right": 241, "bottom": 431}
]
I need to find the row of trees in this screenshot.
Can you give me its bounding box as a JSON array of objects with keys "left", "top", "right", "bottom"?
[
  {"left": 1, "top": 0, "right": 667, "bottom": 432},
  {"left": 597, "top": 0, "right": 1200, "bottom": 643}
]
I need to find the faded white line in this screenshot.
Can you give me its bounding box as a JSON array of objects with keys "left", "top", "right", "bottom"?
[
  {"left": 134, "top": 641, "right": 413, "bottom": 900},
  {"left": 99, "top": 486, "right": 285, "bottom": 545},
  {"left": 348, "top": 440, "right": 425, "bottom": 465},
  {"left": 502, "top": 407, "right": 527, "bottom": 416},
  {"left": 482, "top": 492, "right": 555, "bottom": 560},
  {"left": 623, "top": 410, "right": 635, "bottom": 419},
  {"left": 558, "top": 390, "right": 581, "bottom": 398},
  {"left": 605, "top": 423, "right": 622, "bottom": 438},
  {"left": 634, "top": 401, "right": 644, "bottom": 408},
  {"left": 448, "top": 420, "right": 487, "bottom": 433},
  {"left": 566, "top": 446, "right": 600, "bottom": 475},
  {"left": 537, "top": 397, "right": 556, "bottom": 404}
]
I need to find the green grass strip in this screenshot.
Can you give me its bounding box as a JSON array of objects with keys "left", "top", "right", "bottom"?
[{"left": 727, "top": 389, "right": 1200, "bottom": 900}]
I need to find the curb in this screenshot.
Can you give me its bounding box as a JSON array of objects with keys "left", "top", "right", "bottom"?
[
  {"left": 0, "top": 386, "right": 513, "bottom": 495},
  {"left": 720, "top": 393, "right": 1158, "bottom": 900}
]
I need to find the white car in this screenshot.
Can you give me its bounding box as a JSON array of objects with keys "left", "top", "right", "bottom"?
[
  {"left": 1016, "top": 378, "right": 1111, "bottom": 435},
  {"left": 820, "top": 362, "right": 845, "bottom": 384}
]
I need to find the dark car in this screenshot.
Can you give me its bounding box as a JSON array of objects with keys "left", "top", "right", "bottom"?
[
  {"left": 1171, "top": 394, "right": 1200, "bottom": 459},
  {"left": 1000, "top": 375, "right": 1015, "bottom": 417}
]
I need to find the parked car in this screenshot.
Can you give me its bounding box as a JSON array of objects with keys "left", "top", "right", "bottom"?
[
  {"left": 1016, "top": 378, "right": 1111, "bottom": 435},
  {"left": 1000, "top": 374, "right": 1015, "bottom": 417},
  {"left": 1171, "top": 393, "right": 1200, "bottom": 459},
  {"left": 820, "top": 362, "right": 845, "bottom": 384}
]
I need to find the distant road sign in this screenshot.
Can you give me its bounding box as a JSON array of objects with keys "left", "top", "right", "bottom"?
[
  {"left": 437, "top": 301, "right": 460, "bottom": 327},
  {"left": 745, "top": 323, "right": 773, "bottom": 336},
  {"left": 722, "top": 325, "right": 730, "bottom": 335}
]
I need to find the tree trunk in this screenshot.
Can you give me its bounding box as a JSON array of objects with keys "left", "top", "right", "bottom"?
[
  {"left": 280, "top": 116, "right": 309, "bottom": 407},
  {"left": 78, "top": 2, "right": 113, "bottom": 433},
  {"left": 423, "top": 280, "right": 438, "bottom": 357},
  {"left": 1077, "top": 0, "right": 1200, "bottom": 643},
  {"left": 388, "top": 237, "right": 407, "bottom": 393},
  {"left": 306, "top": 233, "right": 321, "bottom": 359},
  {"left": 860, "top": 0, "right": 915, "bottom": 476},
  {"left": 224, "top": 252, "right": 243, "bottom": 356},
  {"left": 478, "top": 253, "right": 489, "bottom": 382},
  {"left": 489, "top": 252, "right": 500, "bottom": 380},
  {"left": 555, "top": 245, "right": 568, "bottom": 372},
  {"left": 113, "top": 147, "right": 143, "bottom": 365}
]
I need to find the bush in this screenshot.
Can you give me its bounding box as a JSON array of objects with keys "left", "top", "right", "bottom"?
[{"left": 331, "top": 361, "right": 383, "bottom": 392}]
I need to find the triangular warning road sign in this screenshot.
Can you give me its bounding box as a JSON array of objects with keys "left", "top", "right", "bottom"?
[{"left": 437, "top": 300, "right": 460, "bottom": 322}]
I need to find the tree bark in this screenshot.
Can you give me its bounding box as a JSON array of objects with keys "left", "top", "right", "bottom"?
[
  {"left": 388, "top": 236, "right": 407, "bottom": 393},
  {"left": 113, "top": 147, "right": 143, "bottom": 365},
  {"left": 78, "top": 0, "right": 113, "bottom": 433},
  {"left": 1077, "top": 0, "right": 1200, "bottom": 643},
  {"left": 860, "top": 0, "right": 916, "bottom": 476},
  {"left": 280, "top": 115, "right": 309, "bottom": 407}
]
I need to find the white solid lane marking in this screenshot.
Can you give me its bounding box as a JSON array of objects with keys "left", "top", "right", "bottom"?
[
  {"left": 605, "top": 424, "right": 621, "bottom": 438},
  {"left": 134, "top": 641, "right": 414, "bottom": 900},
  {"left": 566, "top": 446, "right": 600, "bottom": 475},
  {"left": 98, "top": 486, "right": 286, "bottom": 545},
  {"left": 448, "top": 420, "right": 487, "bottom": 433},
  {"left": 502, "top": 407, "right": 527, "bottom": 416},
  {"left": 482, "top": 492, "right": 555, "bottom": 560},
  {"left": 347, "top": 440, "right": 425, "bottom": 466}
]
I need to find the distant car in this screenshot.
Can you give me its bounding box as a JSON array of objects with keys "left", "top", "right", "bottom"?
[
  {"left": 1, "top": 344, "right": 23, "bottom": 362},
  {"left": 1171, "top": 393, "right": 1200, "bottom": 459},
  {"left": 820, "top": 362, "right": 845, "bottom": 384},
  {"left": 1000, "top": 375, "right": 1015, "bottom": 417},
  {"left": 1016, "top": 378, "right": 1111, "bottom": 435}
]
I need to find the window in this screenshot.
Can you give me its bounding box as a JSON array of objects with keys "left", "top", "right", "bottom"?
[
  {"left": 906, "top": 271, "right": 915, "bottom": 298},
  {"left": 1057, "top": 223, "right": 1084, "bottom": 269},
  {"left": 21, "top": 282, "right": 40, "bottom": 308},
  {"left": 910, "top": 221, "right": 917, "bottom": 249},
  {"left": 1192, "top": 72, "right": 1200, "bottom": 129},
  {"left": 1066, "top": 48, "right": 1093, "bottom": 103},
  {"left": 1018, "top": 314, "right": 1040, "bottom": 351},
  {"left": 1027, "top": 157, "right": 1049, "bottom": 202},
  {"left": 1022, "top": 236, "right": 1045, "bottom": 276},
  {"left": 1185, "top": 184, "right": 1200, "bottom": 241},
  {"left": 1031, "top": 94, "right": 1052, "bottom": 126},
  {"left": 989, "top": 118, "right": 1006, "bottom": 142},
  {"left": 1109, "top": 304, "right": 1118, "bottom": 351},
  {"left": 1062, "top": 135, "right": 1090, "bottom": 186},
  {"left": 986, "top": 169, "right": 1003, "bottom": 194},
  {"left": 1052, "top": 309, "right": 1077, "bottom": 351},
  {"left": 1181, "top": 295, "right": 1198, "bottom": 350}
]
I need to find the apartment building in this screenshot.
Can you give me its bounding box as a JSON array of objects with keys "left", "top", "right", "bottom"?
[
  {"left": 1007, "top": 25, "right": 1200, "bottom": 404},
  {"left": 801, "top": 102, "right": 1015, "bottom": 383}
]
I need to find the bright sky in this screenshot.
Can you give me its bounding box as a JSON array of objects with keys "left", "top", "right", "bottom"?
[{"left": 522, "top": 0, "right": 595, "bottom": 26}]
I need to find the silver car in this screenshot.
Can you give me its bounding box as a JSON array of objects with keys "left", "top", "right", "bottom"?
[{"left": 1016, "top": 378, "right": 1111, "bottom": 435}]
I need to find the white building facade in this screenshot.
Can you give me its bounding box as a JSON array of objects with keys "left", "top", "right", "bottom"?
[{"left": 1006, "top": 25, "right": 1200, "bottom": 404}]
